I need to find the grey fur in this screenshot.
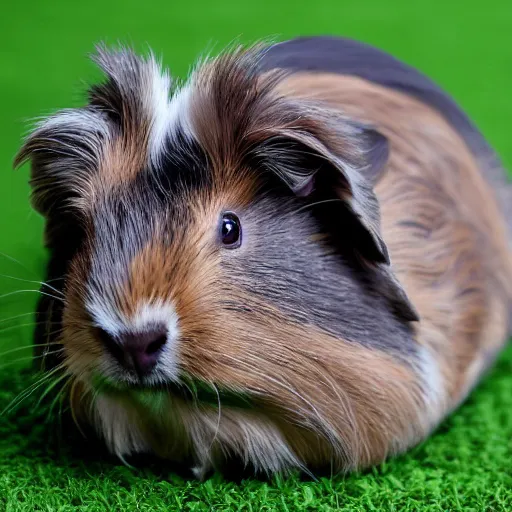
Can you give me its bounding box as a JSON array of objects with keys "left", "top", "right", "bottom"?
[{"left": 225, "top": 195, "right": 418, "bottom": 358}]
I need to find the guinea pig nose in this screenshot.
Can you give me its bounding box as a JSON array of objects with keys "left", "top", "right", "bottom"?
[
  {"left": 100, "top": 327, "right": 168, "bottom": 377},
  {"left": 122, "top": 328, "right": 168, "bottom": 376}
]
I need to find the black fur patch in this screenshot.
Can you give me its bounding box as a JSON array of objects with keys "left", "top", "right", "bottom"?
[{"left": 149, "top": 130, "right": 211, "bottom": 200}]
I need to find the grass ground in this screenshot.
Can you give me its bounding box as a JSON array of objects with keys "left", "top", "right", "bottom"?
[{"left": 1, "top": 0, "right": 512, "bottom": 510}]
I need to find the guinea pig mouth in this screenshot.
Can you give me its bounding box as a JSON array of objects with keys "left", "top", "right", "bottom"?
[{"left": 90, "top": 372, "right": 253, "bottom": 409}]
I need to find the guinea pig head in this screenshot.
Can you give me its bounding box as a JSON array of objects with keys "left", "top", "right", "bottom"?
[{"left": 14, "top": 45, "right": 421, "bottom": 473}]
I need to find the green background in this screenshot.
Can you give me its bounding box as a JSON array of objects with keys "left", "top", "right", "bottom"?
[{"left": 1, "top": 0, "right": 512, "bottom": 510}]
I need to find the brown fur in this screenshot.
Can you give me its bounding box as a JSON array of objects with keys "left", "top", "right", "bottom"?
[
  {"left": 274, "top": 72, "right": 512, "bottom": 402},
  {"left": 98, "top": 134, "right": 149, "bottom": 187}
]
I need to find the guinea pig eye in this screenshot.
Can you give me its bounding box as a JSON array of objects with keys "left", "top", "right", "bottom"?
[{"left": 221, "top": 212, "right": 242, "bottom": 248}]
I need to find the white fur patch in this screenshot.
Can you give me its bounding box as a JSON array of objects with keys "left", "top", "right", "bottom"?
[
  {"left": 92, "top": 392, "right": 304, "bottom": 476},
  {"left": 130, "top": 300, "right": 179, "bottom": 336},
  {"left": 93, "top": 394, "right": 149, "bottom": 458},
  {"left": 87, "top": 299, "right": 178, "bottom": 337},
  {"left": 167, "top": 85, "right": 195, "bottom": 139},
  {"left": 187, "top": 408, "right": 303, "bottom": 475},
  {"left": 86, "top": 298, "right": 180, "bottom": 383},
  {"left": 141, "top": 55, "right": 195, "bottom": 167},
  {"left": 418, "top": 346, "right": 446, "bottom": 425},
  {"left": 39, "top": 109, "right": 108, "bottom": 133},
  {"left": 142, "top": 55, "right": 173, "bottom": 167},
  {"left": 86, "top": 297, "right": 121, "bottom": 337}
]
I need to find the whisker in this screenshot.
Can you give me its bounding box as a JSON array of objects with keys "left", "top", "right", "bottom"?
[
  {"left": 47, "top": 376, "right": 73, "bottom": 424},
  {"left": 0, "top": 348, "right": 65, "bottom": 371},
  {"left": 294, "top": 198, "right": 343, "bottom": 214},
  {"left": 0, "top": 365, "right": 65, "bottom": 416},
  {"left": 0, "top": 251, "right": 36, "bottom": 277},
  {"left": 46, "top": 277, "right": 65, "bottom": 284},
  {"left": 0, "top": 274, "right": 64, "bottom": 297},
  {"left": 0, "top": 341, "right": 63, "bottom": 359},
  {"left": 0, "top": 312, "right": 35, "bottom": 324},
  {"left": 179, "top": 376, "right": 200, "bottom": 403},
  {"left": 35, "top": 370, "right": 71, "bottom": 409},
  {"left": 0, "top": 321, "right": 61, "bottom": 335},
  {"left": 0, "top": 289, "right": 65, "bottom": 303}
]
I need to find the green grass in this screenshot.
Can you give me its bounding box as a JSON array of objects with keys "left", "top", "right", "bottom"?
[
  {"left": 2, "top": 352, "right": 512, "bottom": 511},
  {"left": 1, "top": 0, "right": 512, "bottom": 510}
]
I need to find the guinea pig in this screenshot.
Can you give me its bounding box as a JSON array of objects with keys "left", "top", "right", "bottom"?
[{"left": 14, "top": 36, "right": 512, "bottom": 479}]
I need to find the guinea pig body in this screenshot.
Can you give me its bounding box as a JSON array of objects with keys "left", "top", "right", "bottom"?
[{"left": 15, "top": 36, "right": 512, "bottom": 478}]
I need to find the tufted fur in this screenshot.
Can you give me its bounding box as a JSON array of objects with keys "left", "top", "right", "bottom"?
[{"left": 14, "top": 36, "right": 512, "bottom": 478}]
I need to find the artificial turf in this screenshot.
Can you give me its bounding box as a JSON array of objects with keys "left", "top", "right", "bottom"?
[{"left": 1, "top": 0, "right": 512, "bottom": 509}]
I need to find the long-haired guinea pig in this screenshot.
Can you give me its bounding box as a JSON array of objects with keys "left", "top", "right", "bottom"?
[{"left": 14, "top": 36, "right": 512, "bottom": 479}]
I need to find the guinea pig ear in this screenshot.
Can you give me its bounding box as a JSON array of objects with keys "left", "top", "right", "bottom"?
[
  {"left": 13, "top": 109, "right": 108, "bottom": 216},
  {"left": 255, "top": 118, "right": 391, "bottom": 264},
  {"left": 288, "top": 125, "right": 389, "bottom": 195},
  {"left": 252, "top": 113, "right": 419, "bottom": 322}
]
